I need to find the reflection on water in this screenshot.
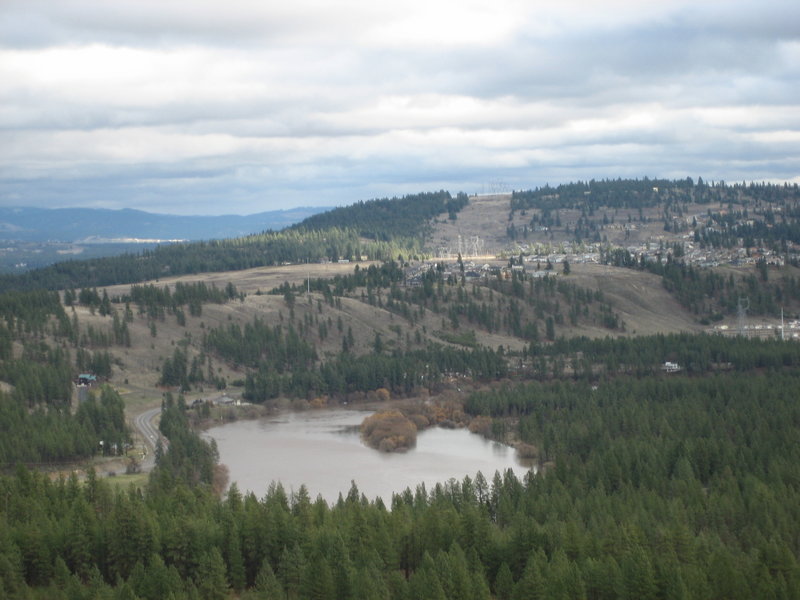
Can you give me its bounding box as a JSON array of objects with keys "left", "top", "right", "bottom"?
[{"left": 206, "top": 409, "right": 533, "bottom": 503}]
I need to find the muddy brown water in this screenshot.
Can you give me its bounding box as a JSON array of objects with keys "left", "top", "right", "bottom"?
[{"left": 206, "top": 409, "right": 533, "bottom": 503}]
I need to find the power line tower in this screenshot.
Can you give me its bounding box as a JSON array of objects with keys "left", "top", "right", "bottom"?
[
  {"left": 470, "top": 236, "right": 484, "bottom": 258},
  {"left": 737, "top": 296, "right": 750, "bottom": 337},
  {"left": 489, "top": 180, "right": 509, "bottom": 194}
]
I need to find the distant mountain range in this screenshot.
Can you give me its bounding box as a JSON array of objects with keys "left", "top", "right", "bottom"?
[{"left": 0, "top": 206, "right": 328, "bottom": 243}]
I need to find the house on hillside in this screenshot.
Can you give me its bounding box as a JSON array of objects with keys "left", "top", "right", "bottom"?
[
  {"left": 77, "top": 374, "right": 97, "bottom": 386},
  {"left": 212, "top": 395, "right": 240, "bottom": 406},
  {"left": 76, "top": 373, "right": 98, "bottom": 403}
]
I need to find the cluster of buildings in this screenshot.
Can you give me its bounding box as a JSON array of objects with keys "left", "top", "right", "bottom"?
[
  {"left": 495, "top": 236, "right": 792, "bottom": 271},
  {"left": 712, "top": 321, "right": 800, "bottom": 340},
  {"left": 404, "top": 261, "right": 503, "bottom": 286}
]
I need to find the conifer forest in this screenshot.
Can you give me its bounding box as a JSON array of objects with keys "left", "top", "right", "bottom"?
[{"left": 1, "top": 181, "right": 800, "bottom": 599}]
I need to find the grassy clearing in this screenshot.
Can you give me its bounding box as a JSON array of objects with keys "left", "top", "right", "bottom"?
[
  {"left": 434, "top": 329, "right": 478, "bottom": 347},
  {"left": 105, "top": 471, "right": 149, "bottom": 491}
]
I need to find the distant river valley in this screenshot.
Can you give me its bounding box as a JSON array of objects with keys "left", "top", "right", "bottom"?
[{"left": 206, "top": 409, "right": 533, "bottom": 503}]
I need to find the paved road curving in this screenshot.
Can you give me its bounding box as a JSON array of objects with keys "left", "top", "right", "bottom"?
[{"left": 133, "top": 406, "right": 163, "bottom": 471}]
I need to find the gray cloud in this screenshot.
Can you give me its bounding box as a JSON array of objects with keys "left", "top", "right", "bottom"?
[{"left": 0, "top": 0, "right": 798, "bottom": 215}]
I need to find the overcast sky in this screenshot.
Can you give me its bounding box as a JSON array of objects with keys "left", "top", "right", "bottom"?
[{"left": 1, "top": 0, "right": 798, "bottom": 215}]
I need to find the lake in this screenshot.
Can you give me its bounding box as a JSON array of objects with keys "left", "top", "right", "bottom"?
[{"left": 206, "top": 409, "right": 533, "bottom": 503}]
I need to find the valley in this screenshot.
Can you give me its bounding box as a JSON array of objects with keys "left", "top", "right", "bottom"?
[
  {"left": 2, "top": 180, "right": 800, "bottom": 599},
  {"left": 20, "top": 183, "right": 800, "bottom": 472}
]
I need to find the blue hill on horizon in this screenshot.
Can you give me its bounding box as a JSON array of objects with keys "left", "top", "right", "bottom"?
[{"left": 0, "top": 205, "right": 328, "bottom": 243}]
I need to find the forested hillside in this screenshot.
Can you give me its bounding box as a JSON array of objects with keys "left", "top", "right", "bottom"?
[
  {"left": 294, "top": 190, "right": 468, "bottom": 241},
  {"left": 2, "top": 359, "right": 799, "bottom": 599},
  {"left": 0, "top": 289, "right": 131, "bottom": 467},
  {"left": 1, "top": 181, "right": 800, "bottom": 598},
  {"left": 511, "top": 178, "right": 799, "bottom": 222},
  {"left": 0, "top": 191, "right": 467, "bottom": 293},
  {"left": 503, "top": 178, "right": 800, "bottom": 321}
]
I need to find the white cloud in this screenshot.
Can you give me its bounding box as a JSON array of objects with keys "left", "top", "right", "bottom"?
[{"left": 0, "top": 0, "right": 798, "bottom": 214}]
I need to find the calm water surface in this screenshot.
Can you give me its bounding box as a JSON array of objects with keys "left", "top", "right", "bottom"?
[{"left": 207, "top": 409, "right": 532, "bottom": 503}]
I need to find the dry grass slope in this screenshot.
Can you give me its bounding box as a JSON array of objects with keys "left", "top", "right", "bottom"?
[
  {"left": 70, "top": 196, "right": 707, "bottom": 428},
  {"left": 432, "top": 194, "right": 704, "bottom": 336}
]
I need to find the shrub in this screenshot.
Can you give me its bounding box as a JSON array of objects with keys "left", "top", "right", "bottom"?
[{"left": 361, "top": 410, "right": 417, "bottom": 452}]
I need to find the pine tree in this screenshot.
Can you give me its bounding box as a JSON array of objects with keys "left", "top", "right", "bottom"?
[
  {"left": 197, "top": 548, "right": 229, "bottom": 600},
  {"left": 350, "top": 565, "right": 388, "bottom": 600},
  {"left": 278, "top": 543, "right": 306, "bottom": 600},
  {"left": 225, "top": 525, "right": 247, "bottom": 592},
  {"left": 512, "top": 552, "right": 545, "bottom": 600},
  {"left": 621, "top": 546, "right": 657, "bottom": 600},
  {"left": 301, "top": 552, "right": 335, "bottom": 600},
  {"left": 253, "top": 559, "right": 285, "bottom": 599}
]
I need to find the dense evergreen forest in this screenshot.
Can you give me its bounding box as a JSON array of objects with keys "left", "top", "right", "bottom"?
[
  {"left": 0, "top": 386, "right": 129, "bottom": 466},
  {"left": 294, "top": 191, "right": 468, "bottom": 242},
  {"left": 0, "top": 288, "right": 131, "bottom": 467},
  {"left": 2, "top": 362, "right": 800, "bottom": 598},
  {"left": 0, "top": 191, "right": 466, "bottom": 293},
  {"left": 524, "top": 332, "right": 800, "bottom": 378}
]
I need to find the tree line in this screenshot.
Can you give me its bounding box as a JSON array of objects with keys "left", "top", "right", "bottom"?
[
  {"left": 0, "top": 385, "right": 129, "bottom": 466},
  {"left": 295, "top": 190, "right": 468, "bottom": 242},
  {"left": 521, "top": 331, "right": 800, "bottom": 379},
  {"left": 243, "top": 343, "right": 508, "bottom": 402},
  {"left": 511, "top": 177, "right": 799, "bottom": 214},
  {"left": 2, "top": 366, "right": 799, "bottom": 598}
]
